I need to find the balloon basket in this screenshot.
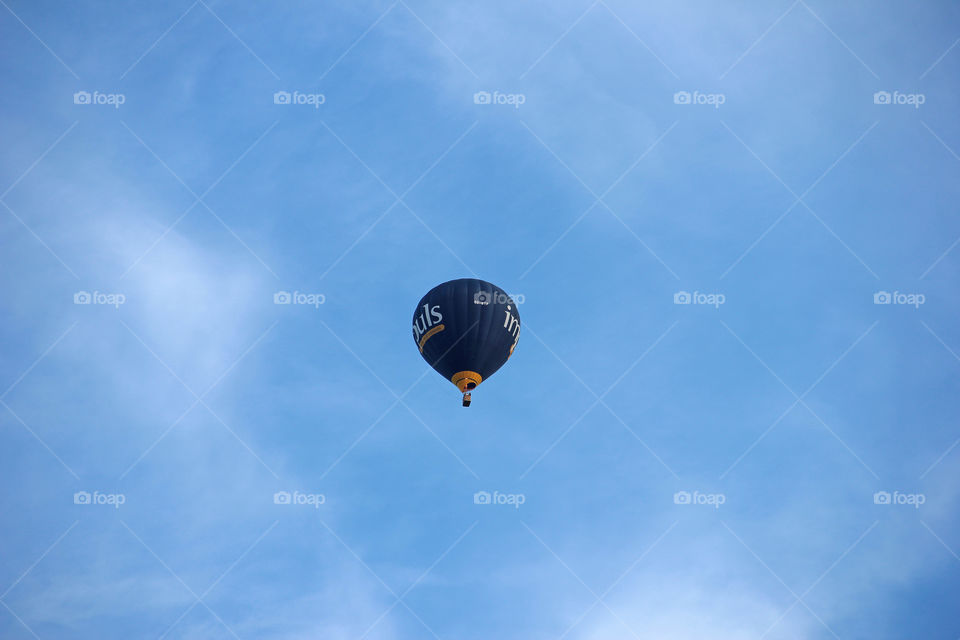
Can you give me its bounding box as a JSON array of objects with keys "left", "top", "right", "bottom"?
[{"left": 462, "top": 392, "right": 471, "bottom": 407}]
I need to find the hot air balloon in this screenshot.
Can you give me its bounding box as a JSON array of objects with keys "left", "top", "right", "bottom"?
[{"left": 413, "top": 278, "right": 520, "bottom": 406}]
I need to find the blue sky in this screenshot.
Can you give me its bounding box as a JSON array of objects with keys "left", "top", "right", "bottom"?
[{"left": 1, "top": 1, "right": 959, "bottom": 638}]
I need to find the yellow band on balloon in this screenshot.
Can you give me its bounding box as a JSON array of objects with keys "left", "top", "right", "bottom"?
[{"left": 418, "top": 324, "right": 445, "bottom": 352}]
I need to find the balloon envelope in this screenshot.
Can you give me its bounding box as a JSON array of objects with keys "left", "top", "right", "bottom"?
[{"left": 412, "top": 278, "right": 520, "bottom": 397}]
